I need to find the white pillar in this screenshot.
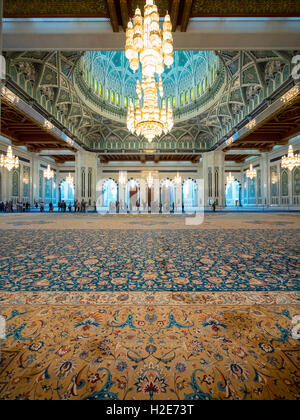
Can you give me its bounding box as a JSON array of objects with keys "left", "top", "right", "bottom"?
[
  {"left": 202, "top": 151, "right": 225, "bottom": 208},
  {"left": 139, "top": 179, "right": 146, "bottom": 208},
  {"left": 75, "top": 150, "right": 97, "bottom": 207},
  {"left": 260, "top": 152, "right": 270, "bottom": 206}
]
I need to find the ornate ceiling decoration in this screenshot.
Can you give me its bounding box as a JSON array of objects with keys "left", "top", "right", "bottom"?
[
  {"left": 79, "top": 50, "right": 219, "bottom": 110},
  {"left": 4, "top": 1, "right": 300, "bottom": 33},
  {"left": 4, "top": 49, "right": 297, "bottom": 154}
]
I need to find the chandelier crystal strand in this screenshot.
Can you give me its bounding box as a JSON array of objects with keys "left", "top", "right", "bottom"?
[
  {"left": 246, "top": 164, "right": 257, "bottom": 180},
  {"left": 281, "top": 145, "right": 300, "bottom": 171},
  {"left": 0, "top": 146, "right": 19, "bottom": 171}
]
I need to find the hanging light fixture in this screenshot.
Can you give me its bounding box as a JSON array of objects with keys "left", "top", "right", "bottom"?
[
  {"left": 226, "top": 172, "right": 234, "bottom": 185},
  {"left": 246, "top": 164, "right": 257, "bottom": 180},
  {"left": 174, "top": 172, "right": 181, "bottom": 185},
  {"left": 147, "top": 172, "right": 154, "bottom": 187},
  {"left": 44, "top": 164, "right": 54, "bottom": 180},
  {"left": 125, "top": 0, "right": 174, "bottom": 143},
  {"left": 66, "top": 172, "right": 74, "bottom": 185},
  {"left": 125, "top": 0, "right": 173, "bottom": 78},
  {"left": 0, "top": 146, "right": 19, "bottom": 171},
  {"left": 127, "top": 76, "right": 174, "bottom": 142},
  {"left": 281, "top": 145, "right": 300, "bottom": 171},
  {"left": 271, "top": 173, "right": 278, "bottom": 184},
  {"left": 119, "top": 171, "right": 127, "bottom": 185}
]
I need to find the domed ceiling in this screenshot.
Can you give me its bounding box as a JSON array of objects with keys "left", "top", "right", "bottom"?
[
  {"left": 78, "top": 50, "right": 219, "bottom": 113},
  {"left": 5, "top": 49, "right": 297, "bottom": 153}
]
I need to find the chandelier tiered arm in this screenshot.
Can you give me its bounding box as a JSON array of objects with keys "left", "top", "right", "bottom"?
[
  {"left": 125, "top": 0, "right": 174, "bottom": 77},
  {"left": 281, "top": 145, "right": 300, "bottom": 171},
  {"left": 0, "top": 146, "right": 19, "bottom": 171}
]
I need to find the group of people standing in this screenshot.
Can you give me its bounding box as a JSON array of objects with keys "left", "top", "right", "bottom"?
[
  {"left": 0, "top": 201, "right": 14, "bottom": 212},
  {"left": 16, "top": 202, "right": 31, "bottom": 212},
  {"left": 51, "top": 200, "right": 93, "bottom": 213},
  {"left": 0, "top": 201, "right": 31, "bottom": 212}
]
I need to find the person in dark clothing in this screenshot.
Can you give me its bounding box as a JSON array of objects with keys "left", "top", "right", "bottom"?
[
  {"left": 212, "top": 201, "right": 216, "bottom": 212},
  {"left": 49, "top": 202, "right": 53, "bottom": 212},
  {"left": 68, "top": 202, "right": 72, "bottom": 212}
]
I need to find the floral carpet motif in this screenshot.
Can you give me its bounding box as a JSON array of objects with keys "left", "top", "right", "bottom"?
[
  {"left": 0, "top": 304, "right": 299, "bottom": 400},
  {"left": 0, "top": 215, "right": 299, "bottom": 400},
  {"left": 0, "top": 229, "right": 299, "bottom": 292}
]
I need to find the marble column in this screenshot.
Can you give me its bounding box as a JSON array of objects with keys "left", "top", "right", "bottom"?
[
  {"left": 75, "top": 150, "right": 98, "bottom": 207},
  {"left": 174, "top": 180, "right": 182, "bottom": 212},
  {"left": 260, "top": 152, "right": 270, "bottom": 206},
  {"left": 139, "top": 178, "right": 147, "bottom": 209},
  {"left": 202, "top": 151, "right": 225, "bottom": 208},
  {"left": 0, "top": 166, "right": 9, "bottom": 202}
]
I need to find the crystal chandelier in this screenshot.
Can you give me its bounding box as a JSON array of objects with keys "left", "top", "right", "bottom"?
[
  {"left": 125, "top": 0, "right": 174, "bottom": 143},
  {"left": 246, "top": 164, "right": 257, "bottom": 180},
  {"left": 127, "top": 76, "right": 174, "bottom": 142},
  {"left": 44, "top": 164, "right": 54, "bottom": 180},
  {"left": 125, "top": 0, "right": 173, "bottom": 77},
  {"left": 0, "top": 146, "right": 19, "bottom": 171},
  {"left": 226, "top": 172, "right": 234, "bottom": 185},
  {"left": 66, "top": 172, "right": 74, "bottom": 185},
  {"left": 119, "top": 171, "right": 127, "bottom": 186},
  {"left": 147, "top": 172, "right": 154, "bottom": 187},
  {"left": 174, "top": 172, "right": 181, "bottom": 185},
  {"left": 281, "top": 145, "right": 300, "bottom": 171}
]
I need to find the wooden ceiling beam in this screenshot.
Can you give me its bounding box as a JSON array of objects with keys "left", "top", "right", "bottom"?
[
  {"left": 281, "top": 125, "right": 300, "bottom": 142},
  {"left": 181, "top": 0, "right": 193, "bottom": 32},
  {"left": 107, "top": 0, "right": 119, "bottom": 32},
  {"left": 170, "top": 0, "right": 180, "bottom": 31},
  {"left": 119, "top": 0, "right": 129, "bottom": 30}
]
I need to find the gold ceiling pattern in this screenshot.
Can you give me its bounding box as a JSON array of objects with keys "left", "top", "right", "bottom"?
[{"left": 4, "top": 0, "right": 300, "bottom": 19}]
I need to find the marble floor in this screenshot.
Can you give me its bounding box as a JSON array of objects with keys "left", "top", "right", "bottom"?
[{"left": 0, "top": 213, "right": 299, "bottom": 400}]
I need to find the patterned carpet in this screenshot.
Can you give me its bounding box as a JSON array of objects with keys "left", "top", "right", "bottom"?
[
  {"left": 0, "top": 229, "right": 299, "bottom": 292},
  {"left": 0, "top": 212, "right": 300, "bottom": 230},
  {"left": 0, "top": 302, "right": 299, "bottom": 400},
  {"left": 0, "top": 214, "right": 299, "bottom": 400}
]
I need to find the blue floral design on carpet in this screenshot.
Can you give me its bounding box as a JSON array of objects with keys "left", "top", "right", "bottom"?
[{"left": 0, "top": 229, "right": 299, "bottom": 292}]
